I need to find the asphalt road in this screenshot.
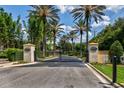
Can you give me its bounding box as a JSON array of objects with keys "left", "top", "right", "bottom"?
[{"left": 0, "top": 56, "right": 113, "bottom": 88}]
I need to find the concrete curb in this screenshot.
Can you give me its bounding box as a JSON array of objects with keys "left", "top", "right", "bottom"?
[
  {"left": 12, "top": 62, "right": 39, "bottom": 67},
  {"left": 0, "top": 56, "right": 58, "bottom": 69},
  {"left": 0, "top": 62, "right": 38, "bottom": 69},
  {"left": 87, "top": 63, "right": 123, "bottom": 88},
  {"left": 118, "top": 83, "right": 124, "bottom": 87},
  {"left": 37, "top": 56, "right": 59, "bottom": 62},
  {"left": 43, "top": 56, "right": 58, "bottom": 61}
]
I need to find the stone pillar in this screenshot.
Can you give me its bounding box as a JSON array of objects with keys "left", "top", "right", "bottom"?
[
  {"left": 120, "top": 54, "right": 124, "bottom": 64},
  {"left": 23, "top": 44, "right": 35, "bottom": 62},
  {"left": 89, "top": 43, "right": 98, "bottom": 63}
]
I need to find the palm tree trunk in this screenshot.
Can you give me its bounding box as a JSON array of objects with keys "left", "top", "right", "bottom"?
[
  {"left": 43, "top": 32, "right": 46, "bottom": 57},
  {"left": 43, "top": 17, "right": 46, "bottom": 58},
  {"left": 53, "top": 32, "right": 56, "bottom": 56},
  {"left": 80, "top": 30, "right": 83, "bottom": 58},
  {"left": 86, "top": 17, "right": 89, "bottom": 63},
  {"left": 71, "top": 38, "right": 74, "bottom": 51}
]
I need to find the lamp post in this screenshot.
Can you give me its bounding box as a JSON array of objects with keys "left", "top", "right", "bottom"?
[{"left": 112, "top": 56, "right": 117, "bottom": 83}]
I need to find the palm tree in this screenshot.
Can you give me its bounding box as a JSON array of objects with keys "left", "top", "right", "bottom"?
[
  {"left": 59, "top": 34, "right": 69, "bottom": 54},
  {"left": 50, "top": 21, "right": 64, "bottom": 56},
  {"left": 15, "top": 15, "right": 23, "bottom": 48},
  {"left": 73, "top": 20, "right": 86, "bottom": 58},
  {"left": 68, "top": 30, "right": 78, "bottom": 52},
  {"left": 71, "top": 5, "right": 106, "bottom": 62},
  {"left": 29, "top": 5, "right": 60, "bottom": 57}
]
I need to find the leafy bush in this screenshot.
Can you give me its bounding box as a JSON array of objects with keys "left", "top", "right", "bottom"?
[
  {"left": 0, "top": 51, "right": 7, "bottom": 58},
  {"left": 91, "top": 18, "right": 124, "bottom": 50},
  {"left": 68, "top": 51, "right": 75, "bottom": 56},
  {"left": 109, "top": 40, "right": 123, "bottom": 64},
  {"left": 5, "top": 48, "right": 23, "bottom": 61}
]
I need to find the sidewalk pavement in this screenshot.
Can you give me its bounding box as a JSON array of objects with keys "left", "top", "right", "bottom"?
[
  {"left": 41, "top": 56, "right": 59, "bottom": 61},
  {"left": 0, "top": 61, "right": 38, "bottom": 69},
  {"left": 0, "top": 56, "right": 58, "bottom": 68}
]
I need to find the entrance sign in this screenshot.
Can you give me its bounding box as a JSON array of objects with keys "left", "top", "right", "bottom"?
[
  {"left": 90, "top": 46, "right": 97, "bottom": 53},
  {"left": 23, "top": 44, "right": 35, "bottom": 62},
  {"left": 24, "top": 48, "right": 30, "bottom": 52},
  {"left": 89, "top": 43, "right": 98, "bottom": 63}
]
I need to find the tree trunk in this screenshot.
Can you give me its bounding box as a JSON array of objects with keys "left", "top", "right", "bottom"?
[
  {"left": 80, "top": 30, "right": 83, "bottom": 58},
  {"left": 43, "top": 32, "right": 46, "bottom": 57},
  {"left": 53, "top": 32, "right": 56, "bottom": 56},
  {"left": 71, "top": 38, "right": 74, "bottom": 52},
  {"left": 86, "top": 17, "right": 89, "bottom": 63},
  {"left": 42, "top": 17, "right": 46, "bottom": 58}
]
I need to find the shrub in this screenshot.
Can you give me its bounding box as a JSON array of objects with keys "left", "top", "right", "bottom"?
[
  {"left": 109, "top": 40, "right": 123, "bottom": 64},
  {"left": 5, "top": 48, "right": 23, "bottom": 61},
  {"left": 0, "top": 51, "right": 7, "bottom": 58},
  {"left": 68, "top": 51, "right": 75, "bottom": 56}
]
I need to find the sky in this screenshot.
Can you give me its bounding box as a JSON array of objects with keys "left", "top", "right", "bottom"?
[{"left": 0, "top": 5, "right": 124, "bottom": 43}]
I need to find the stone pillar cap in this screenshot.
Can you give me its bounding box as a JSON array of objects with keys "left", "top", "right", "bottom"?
[
  {"left": 89, "top": 42, "right": 98, "bottom": 45},
  {"left": 23, "top": 43, "right": 35, "bottom": 47}
]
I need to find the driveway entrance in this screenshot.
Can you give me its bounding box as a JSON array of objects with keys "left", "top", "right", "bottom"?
[{"left": 0, "top": 56, "right": 113, "bottom": 88}]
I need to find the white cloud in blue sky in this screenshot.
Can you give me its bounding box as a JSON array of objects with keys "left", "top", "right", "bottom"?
[
  {"left": 106, "top": 5, "right": 124, "bottom": 12},
  {"left": 57, "top": 5, "right": 74, "bottom": 14},
  {"left": 91, "top": 15, "right": 110, "bottom": 28},
  {"left": 57, "top": 5, "right": 120, "bottom": 29},
  {"left": 0, "top": 5, "right": 124, "bottom": 42},
  {"left": 57, "top": 5, "right": 124, "bottom": 14}
]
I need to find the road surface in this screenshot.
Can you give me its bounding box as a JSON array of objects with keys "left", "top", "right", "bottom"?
[{"left": 0, "top": 56, "right": 113, "bottom": 88}]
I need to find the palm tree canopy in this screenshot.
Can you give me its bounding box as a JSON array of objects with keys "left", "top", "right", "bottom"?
[
  {"left": 50, "top": 21, "right": 64, "bottom": 37},
  {"left": 60, "top": 34, "right": 69, "bottom": 42},
  {"left": 71, "top": 5, "right": 106, "bottom": 23},
  {"left": 50, "top": 21, "right": 64, "bottom": 32},
  {"left": 74, "top": 20, "right": 87, "bottom": 32},
  {"left": 29, "top": 5, "right": 60, "bottom": 22},
  {"left": 68, "top": 30, "right": 78, "bottom": 40}
]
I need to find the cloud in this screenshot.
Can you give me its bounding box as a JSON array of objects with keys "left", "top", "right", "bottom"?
[
  {"left": 56, "top": 5, "right": 66, "bottom": 14},
  {"left": 66, "top": 25, "right": 75, "bottom": 31},
  {"left": 56, "top": 5, "right": 74, "bottom": 14},
  {"left": 57, "top": 5, "right": 124, "bottom": 14},
  {"left": 61, "top": 25, "right": 66, "bottom": 30},
  {"left": 21, "top": 27, "right": 26, "bottom": 31},
  {"left": 75, "top": 31, "right": 92, "bottom": 43},
  {"left": 102, "top": 15, "right": 110, "bottom": 21},
  {"left": 88, "top": 31, "right": 92, "bottom": 37},
  {"left": 61, "top": 25, "right": 75, "bottom": 33},
  {"left": 91, "top": 15, "right": 110, "bottom": 28},
  {"left": 106, "top": 5, "right": 124, "bottom": 12},
  {"left": 60, "top": 25, "right": 92, "bottom": 43}
]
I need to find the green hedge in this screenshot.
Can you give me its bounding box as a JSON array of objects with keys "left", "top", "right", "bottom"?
[
  {"left": 6, "top": 48, "right": 23, "bottom": 61},
  {"left": 0, "top": 48, "right": 23, "bottom": 61},
  {"left": 109, "top": 40, "right": 123, "bottom": 64},
  {"left": 0, "top": 51, "right": 7, "bottom": 58}
]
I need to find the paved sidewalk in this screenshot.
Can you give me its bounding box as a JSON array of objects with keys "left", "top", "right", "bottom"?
[
  {"left": 0, "top": 61, "right": 38, "bottom": 68},
  {"left": 0, "top": 56, "right": 59, "bottom": 68}
]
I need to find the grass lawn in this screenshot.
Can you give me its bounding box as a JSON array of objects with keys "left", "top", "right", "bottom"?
[{"left": 91, "top": 63, "right": 124, "bottom": 84}]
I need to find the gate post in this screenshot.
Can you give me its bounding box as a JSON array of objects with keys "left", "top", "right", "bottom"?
[
  {"left": 89, "top": 43, "right": 98, "bottom": 63},
  {"left": 23, "top": 43, "right": 35, "bottom": 62}
]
